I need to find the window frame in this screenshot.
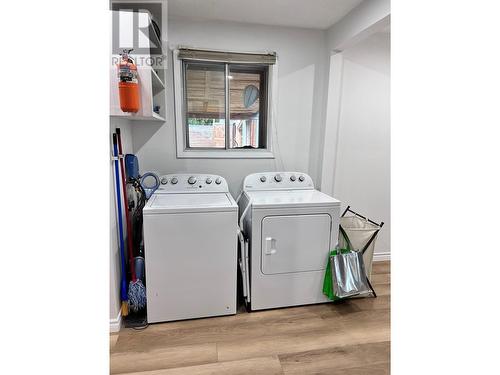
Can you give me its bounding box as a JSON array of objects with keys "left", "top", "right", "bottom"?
[{"left": 173, "top": 49, "right": 277, "bottom": 159}]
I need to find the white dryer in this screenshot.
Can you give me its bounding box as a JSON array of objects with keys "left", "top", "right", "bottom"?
[
  {"left": 237, "top": 172, "right": 341, "bottom": 311},
  {"left": 143, "top": 174, "right": 238, "bottom": 323}
]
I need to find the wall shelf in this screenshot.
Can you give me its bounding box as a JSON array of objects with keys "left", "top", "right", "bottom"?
[
  {"left": 152, "top": 112, "right": 166, "bottom": 121},
  {"left": 151, "top": 68, "right": 165, "bottom": 94},
  {"left": 111, "top": 113, "right": 165, "bottom": 122},
  {"left": 147, "top": 18, "right": 164, "bottom": 56},
  {"left": 110, "top": 62, "right": 167, "bottom": 121},
  {"left": 110, "top": 4, "right": 167, "bottom": 123}
]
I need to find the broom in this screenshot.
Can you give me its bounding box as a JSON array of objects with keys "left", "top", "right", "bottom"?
[
  {"left": 112, "top": 133, "right": 129, "bottom": 316},
  {"left": 116, "top": 128, "right": 146, "bottom": 312}
]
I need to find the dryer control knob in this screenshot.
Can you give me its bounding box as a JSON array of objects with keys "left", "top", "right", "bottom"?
[
  {"left": 260, "top": 176, "right": 267, "bottom": 182},
  {"left": 274, "top": 174, "right": 283, "bottom": 182},
  {"left": 160, "top": 178, "right": 168, "bottom": 185},
  {"left": 298, "top": 175, "right": 305, "bottom": 182},
  {"left": 205, "top": 177, "right": 212, "bottom": 184},
  {"left": 188, "top": 176, "right": 197, "bottom": 185},
  {"left": 215, "top": 178, "right": 222, "bottom": 185},
  {"left": 290, "top": 175, "right": 296, "bottom": 182},
  {"left": 170, "top": 177, "right": 178, "bottom": 184}
]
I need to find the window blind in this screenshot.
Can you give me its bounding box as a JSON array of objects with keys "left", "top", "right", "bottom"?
[{"left": 177, "top": 47, "right": 277, "bottom": 65}]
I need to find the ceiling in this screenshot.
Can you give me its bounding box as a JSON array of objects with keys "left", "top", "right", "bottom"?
[{"left": 168, "top": 0, "right": 365, "bottom": 30}]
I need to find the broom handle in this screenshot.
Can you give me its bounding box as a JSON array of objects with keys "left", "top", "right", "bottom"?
[
  {"left": 113, "top": 134, "right": 128, "bottom": 302},
  {"left": 116, "top": 128, "right": 136, "bottom": 282}
]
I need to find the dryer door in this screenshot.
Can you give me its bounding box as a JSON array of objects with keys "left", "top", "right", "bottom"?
[{"left": 261, "top": 214, "right": 332, "bottom": 275}]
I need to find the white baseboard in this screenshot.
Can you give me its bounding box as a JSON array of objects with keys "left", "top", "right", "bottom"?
[
  {"left": 110, "top": 310, "right": 122, "bottom": 333},
  {"left": 373, "top": 252, "right": 391, "bottom": 261}
]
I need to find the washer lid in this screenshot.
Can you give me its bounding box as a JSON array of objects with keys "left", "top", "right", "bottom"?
[
  {"left": 246, "top": 189, "right": 340, "bottom": 209},
  {"left": 144, "top": 193, "right": 237, "bottom": 214}
]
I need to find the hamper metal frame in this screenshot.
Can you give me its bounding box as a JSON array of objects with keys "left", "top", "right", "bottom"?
[{"left": 338, "top": 206, "right": 385, "bottom": 298}]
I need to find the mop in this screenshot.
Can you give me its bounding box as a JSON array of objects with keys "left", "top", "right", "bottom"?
[
  {"left": 116, "top": 128, "right": 146, "bottom": 312},
  {"left": 112, "top": 133, "right": 129, "bottom": 316}
]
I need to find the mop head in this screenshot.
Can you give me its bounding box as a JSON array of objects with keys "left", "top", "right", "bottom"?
[
  {"left": 121, "top": 301, "right": 129, "bottom": 316},
  {"left": 128, "top": 280, "right": 147, "bottom": 312}
]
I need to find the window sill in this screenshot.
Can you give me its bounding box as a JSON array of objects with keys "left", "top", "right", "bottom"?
[{"left": 176, "top": 149, "right": 275, "bottom": 159}]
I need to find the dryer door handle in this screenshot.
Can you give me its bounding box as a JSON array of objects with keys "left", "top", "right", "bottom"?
[{"left": 265, "top": 237, "right": 277, "bottom": 255}]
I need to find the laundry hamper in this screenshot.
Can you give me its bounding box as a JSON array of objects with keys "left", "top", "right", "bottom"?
[{"left": 338, "top": 206, "right": 384, "bottom": 281}]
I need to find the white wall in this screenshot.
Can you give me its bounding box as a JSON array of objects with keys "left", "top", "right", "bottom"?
[
  {"left": 326, "top": 0, "right": 390, "bottom": 52},
  {"left": 132, "top": 17, "right": 329, "bottom": 196},
  {"left": 110, "top": 12, "right": 391, "bottom": 326},
  {"left": 332, "top": 31, "right": 391, "bottom": 256},
  {"left": 109, "top": 117, "right": 133, "bottom": 329}
]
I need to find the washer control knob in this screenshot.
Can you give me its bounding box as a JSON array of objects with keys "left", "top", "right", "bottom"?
[
  {"left": 290, "top": 175, "right": 296, "bottom": 182},
  {"left": 215, "top": 178, "right": 222, "bottom": 185},
  {"left": 161, "top": 178, "right": 168, "bottom": 185},
  {"left": 188, "top": 176, "right": 197, "bottom": 185},
  {"left": 274, "top": 174, "right": 283, "bottom": 182},
  {"left": 170, "top": 177, "right": 178, "bottom": 185},
  {"left": 205, "top": 177, "right": 212, "bottom": 184},
  {"left": 298, "top": 175, "right": 305, "bottom": 182},
  {"left": 260, "top": 176, "right": 267, "bottom": 182}
]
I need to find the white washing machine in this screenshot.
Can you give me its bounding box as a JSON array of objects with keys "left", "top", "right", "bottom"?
[
  {"left": 237, "top": 172, "right": 341, "bottom": 311},
  {"left": 143, "top": 174, "right": 238, "bottom": 323}
]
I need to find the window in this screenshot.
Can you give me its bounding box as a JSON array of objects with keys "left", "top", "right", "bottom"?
[
  {"left": 184, "top": 62, "right": 227, "bottom": 148},
  {"left": 174, "top": 48, "right": 277, "bottom": 158}
]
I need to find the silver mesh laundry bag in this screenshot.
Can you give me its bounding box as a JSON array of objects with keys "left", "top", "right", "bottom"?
[{"left": 330, "top": 249, "right": 373, "bottom": 298}]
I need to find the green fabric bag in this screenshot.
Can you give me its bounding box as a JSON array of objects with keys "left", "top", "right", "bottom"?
[
  {"left": 323, "top": 249, "right": 337, "bottom": 300},
  {"left": 323, "top": 242, "right": 351, "bottom": 300}
]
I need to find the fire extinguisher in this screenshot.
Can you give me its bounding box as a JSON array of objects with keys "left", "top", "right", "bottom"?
[{"left": 118, "top": 49, "right": 140, "bottom": 113}]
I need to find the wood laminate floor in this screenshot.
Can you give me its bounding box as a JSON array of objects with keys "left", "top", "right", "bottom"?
[{"left": 110, "top": 261, "right": 390, "bottom": 374}]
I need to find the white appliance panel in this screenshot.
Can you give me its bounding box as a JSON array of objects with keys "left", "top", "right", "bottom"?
[
  {"left": 237, "top": 172, "right": 341, "bottom": 311},
  {"left": 150, "top": 193, "right": 232, "bottom": 208},
  {"left": 261, "top": 214, "right": 332, "bottom": 275},
  {"left": 247, "top": 190, "right": 340, "bottom": 209},
  {"left": 243, "top": 172, "right": 315, "bottom": 191},
  {"left": 155, "top": 173, "right": 230, "bottom": 193},
  {"left": 248, "top": 205, "right": 340, "bottom": 311},
  {"left": 144, "top": 211, "right": 237, "bottom": 323}
]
